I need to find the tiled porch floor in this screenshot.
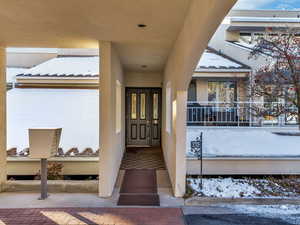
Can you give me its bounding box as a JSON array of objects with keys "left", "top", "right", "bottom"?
[{"left": 120, "top": 147, "right": 166, "bottom": 170}]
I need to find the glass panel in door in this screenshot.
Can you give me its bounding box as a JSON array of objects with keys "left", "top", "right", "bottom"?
[{"left": 131, "top": 93, "right": 137, "bottom": 119}]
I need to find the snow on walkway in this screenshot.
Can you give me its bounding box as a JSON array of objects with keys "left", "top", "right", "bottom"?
[{"left": 187, "top": 128, "right": 300, "bottom": 157}]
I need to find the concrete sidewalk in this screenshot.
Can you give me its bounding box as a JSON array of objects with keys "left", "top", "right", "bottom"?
[{"left": 0, "top": 190, "right": 183, "bottom": 208}]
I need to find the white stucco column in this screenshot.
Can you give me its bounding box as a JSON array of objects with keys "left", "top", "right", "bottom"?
[
  {"left": 0, "top": 47, "right": 6, "bottom": 192},
  {"left": 99, "top": 41, "right": 125, "bottom": 197},
  {"left": 162, "top": 0, "right": 236, "bottom": 197},
  {"left": 173, "top": 90, "right": 187, "bottom": 197}
]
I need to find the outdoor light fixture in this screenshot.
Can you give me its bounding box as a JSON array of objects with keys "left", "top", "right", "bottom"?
[{"left": 137, "top": 24, "right": 147, "bottom": 28}]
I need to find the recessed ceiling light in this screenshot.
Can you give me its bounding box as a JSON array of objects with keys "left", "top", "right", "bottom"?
[
  {"left": 138, "top": 24, "right": 147, "bottom": 28},
  {"left": 141, "top": 65, "right": 147, "bottom": 68}
]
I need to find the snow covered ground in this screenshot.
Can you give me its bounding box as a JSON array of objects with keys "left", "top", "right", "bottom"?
[
  {"left": 7, "top": 88, "right": 99, "bottom": 153},
  {"left": 187, "top": 127, "right": 300, "bottom": 157},
  {"left": 188, "top": 178, "right": 261, "bottom": 198},
  {"left": 188, "top": 177, "right": 300, "bottom": 198}
]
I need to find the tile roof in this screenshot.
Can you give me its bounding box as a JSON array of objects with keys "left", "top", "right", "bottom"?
[
  {"left": 17, "top": 56, "right": 99, "bottom": 78},
  {"left": 195, "top": 48, "right": 251, "bottom": 72}
]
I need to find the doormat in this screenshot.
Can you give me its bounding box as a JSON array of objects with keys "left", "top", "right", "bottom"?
[{"left": 118, "top": 169, "right": 159, "bottom": 206}]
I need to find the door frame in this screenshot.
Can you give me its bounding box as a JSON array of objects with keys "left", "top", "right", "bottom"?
[{"left": 125, "top": 87, "right": 162, "bottom": 147}]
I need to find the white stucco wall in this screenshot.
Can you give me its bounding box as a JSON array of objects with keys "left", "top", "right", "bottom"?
[
  {"left": 0, "top": 47, "right": 6, "bottom": 191},
  {"left": 162, "top": 0, "right": 236, "bottom": 197},
  {"left": 98, "top": 41, "right": 125, "bottom": 197}
]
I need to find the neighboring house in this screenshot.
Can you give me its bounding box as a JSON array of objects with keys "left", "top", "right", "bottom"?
[
  {"left": 210, "top": 10, "right": 300, "bottom": 69},
  {"left": 15, "top": 56, "right": 99, "bottom": 89},
  {"left": 7, "top": 52, "right": 100, "bottom": 154},
  {"left": 187, "top": 48, "right": 251, "bottom": 126},
  {"left": 6, "top": 47, "right": 99, "bottom": 89},
  {"left": 5, "top": 48, "right": 58, "bottom": 89},
  {"left": 187, "top": 10, "right": 300, "bottom": 127}
]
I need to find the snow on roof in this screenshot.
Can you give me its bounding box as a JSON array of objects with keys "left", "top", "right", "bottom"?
[
  {"left": 6, "top": 67, "right": 28, "bottom": 83},
  {"left": 229, "top": 41, "right": 255, "bottom": 52},
  {"left": 7, "top": 88, "right": 99, "bottom": 152},
  {"left": 231, "top": 17, "right": 300, "bottom": 23},
  {"left": 17, "top": 56, "right": 99, "bottom": 78},
  {"left": 16, "top": 49, "right": 248, "bottom": 78},
  {"left": 195, "top": 49, "right": 250, "bottom": 72}
]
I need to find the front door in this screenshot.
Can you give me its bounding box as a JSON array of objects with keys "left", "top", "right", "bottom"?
[{"left": 126, "top": 88, "right": 161, "bottom": 147}]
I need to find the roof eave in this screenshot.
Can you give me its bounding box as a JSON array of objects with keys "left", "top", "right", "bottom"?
[
  {"left": 16, "top": 76, "right": 99, "bottom": 80},
  {"left": 194, "top": 69, "right": 251, "bottom": 73}
]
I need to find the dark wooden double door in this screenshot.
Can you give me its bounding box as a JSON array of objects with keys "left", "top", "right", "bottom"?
[{"left": 126, "top": 88, "right": 161, "bottom": 147}]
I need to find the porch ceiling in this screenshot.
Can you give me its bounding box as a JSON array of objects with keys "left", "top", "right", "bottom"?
[{"left": 0, "top": 0, "right": 192, "bottom": 72}]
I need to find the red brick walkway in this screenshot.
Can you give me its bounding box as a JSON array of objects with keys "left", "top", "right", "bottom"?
[{"left": 0, "top": 208, "right": 185, "bottom": 225}]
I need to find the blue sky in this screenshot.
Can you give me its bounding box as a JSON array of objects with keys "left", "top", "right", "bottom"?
[{"left": 234, "top": 0, "right": 300, "bottom": 10}]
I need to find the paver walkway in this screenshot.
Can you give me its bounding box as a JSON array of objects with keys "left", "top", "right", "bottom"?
[
  {"left": 118, "top": 147, "right": 166, "bottom": 206},
  {"left": 0, "top": 208, "right": 185, "bottom": 225}
]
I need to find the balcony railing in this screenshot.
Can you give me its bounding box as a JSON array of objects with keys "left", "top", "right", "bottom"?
[{"left": 187, "top": 101, "right": 298, "bottom": 127}]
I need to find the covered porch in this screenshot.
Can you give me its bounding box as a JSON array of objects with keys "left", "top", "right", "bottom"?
[{"left": 0, "top": 0, "right": 237, "bottom": 198}]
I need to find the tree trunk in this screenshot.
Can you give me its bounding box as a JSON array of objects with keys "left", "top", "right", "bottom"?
[
  {"left": 298, "top": 109, "right": 300, "bottom": 131},
  {"left": 298, "top": 95, "right": 300, "bottom": 131}
]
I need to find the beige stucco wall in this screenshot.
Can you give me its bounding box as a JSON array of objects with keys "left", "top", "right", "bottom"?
[
  {"left": 7, "top": 157, "right": 300, "bottom": 176},
  {"left": 162, "top": 0, "right": 236, "bottom": 197},
  {"left": 125, "top": 72, "right": 162, "bottom": 87},
  {"left": 6, "top": 157, "right": 300, "bottom": 176},
  {"left": 7, "top": 157, "right": 99, "bottom": 176},
  {"left": 0, "top": 48, "right": 6, "bottom": 192},
  {"left": 237, "top": 78, "right": 248, "bottom": 102},
  {"left": 187, "top": 158, "right": 300, "bottom": 175},
  {"left": 196, "top": 79, "right": 208, "bottom": 102},
  {"left": 98, "top": 41, "right": 125, "bottom": 197}
]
